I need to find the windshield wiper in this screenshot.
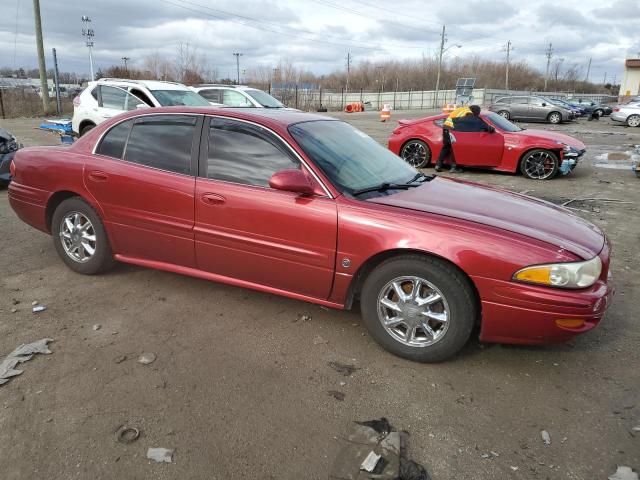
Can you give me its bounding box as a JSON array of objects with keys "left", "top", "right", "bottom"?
[
  {"left": 406, "top": 172, "right": 434, "bottom": 184},
  {"left": 352, "top": 182, "right": 416, "bottom": 196}
]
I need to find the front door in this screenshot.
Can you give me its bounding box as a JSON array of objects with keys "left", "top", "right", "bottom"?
[
  {"left": 194, "top": 117, "right": 337, "bottom": 299},
  {"left": 85, "top": 114, "right": 201, "bottom": 267},
  {"left": 451, "top": 130, "right": 504, "bottom": 167},
  {"left": 528, "top": 97, "right": 550, "bottom": 120}
]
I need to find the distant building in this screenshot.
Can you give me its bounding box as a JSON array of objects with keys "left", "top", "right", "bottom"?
[{"left": 620, "top": 58, "right": 640, "bottom": 101}]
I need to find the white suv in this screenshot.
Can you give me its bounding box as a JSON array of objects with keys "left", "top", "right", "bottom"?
[
  {"left": 189, "top": 84, "right": 291, "bottom": 109},
  {"left": 72, "top": 78, "right": 210, "bottom": 136}
]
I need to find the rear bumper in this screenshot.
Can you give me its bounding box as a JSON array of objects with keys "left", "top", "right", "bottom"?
[
  {"left": 610, "top": 112, "right": 627, "bottom": 123},
  {"left": 8, "top": 181, "right": 50, "bottom": 233},
  {"left": 473, "top": 271, "right": 613, "bottom": 345}
]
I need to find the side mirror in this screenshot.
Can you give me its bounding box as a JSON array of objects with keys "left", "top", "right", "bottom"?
[
  {"left": 136, "top": 103, "right": 150, "bottom": 109},
  {"left": 269, "top": 169, "right": 314, "bottom": 195}
]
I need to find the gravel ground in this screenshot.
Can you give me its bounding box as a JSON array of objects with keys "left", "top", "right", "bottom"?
[{"left": 0, "top": 111, "right": 638, "bottom": 479}]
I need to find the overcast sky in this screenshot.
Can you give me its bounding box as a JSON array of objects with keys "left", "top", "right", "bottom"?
[{"left": 1, "top": 0, "right": 639, "bottom": 82}]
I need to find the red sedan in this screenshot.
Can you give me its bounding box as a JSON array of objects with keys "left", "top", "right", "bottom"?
[
  {"left": 9, "top": 107, "right": 612, "bottom": 362},
  {"left": 388, "top": 112, "right": 586, "bottom": 179}
]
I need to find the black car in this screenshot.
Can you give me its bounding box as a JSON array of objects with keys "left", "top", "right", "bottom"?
[
  {"left": 0, "top": 128, "right": 21, "bottom": 186},
  {"left": 565, "top": 98, "right": 613, "bottom": 117}
]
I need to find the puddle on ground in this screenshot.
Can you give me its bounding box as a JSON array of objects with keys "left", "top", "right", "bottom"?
[{"left": 593, "top": 145, "right": 639, "bottom": 170}]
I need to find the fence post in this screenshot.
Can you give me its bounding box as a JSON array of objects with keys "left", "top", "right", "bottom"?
[
  {"left": 393, "top": 90, "right": 396, "bottom": 110},
  {"left": 360, "top": 88, "right": 363, "bottom": 103},
  {"left": 341, "top": 87, "right": 344, "bottom": 111},
  {"left": 0, "top": 89, "right": 5, "bottom": 119},
  {"left": 295, "top": 85, "right": 298, "bottom": 109},
  {"left": 319, "top": 86, "right": 323, "bottom": 111},
  {"left": 420, "top": 90, "right": 424, "bottom": 110},
  {"left": 378, "top": 87, "right": 382, "bottom": 110}
]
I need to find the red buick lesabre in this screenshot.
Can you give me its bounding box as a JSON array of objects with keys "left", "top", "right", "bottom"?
[{"left": 8, "top": 107, "right": 613, "bottom": 362}]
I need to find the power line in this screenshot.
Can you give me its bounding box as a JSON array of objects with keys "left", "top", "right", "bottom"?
[{"left": 350, "top": 0, "right": 443, "bottom": 27}]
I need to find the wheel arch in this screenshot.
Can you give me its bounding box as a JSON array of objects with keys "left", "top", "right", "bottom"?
[
  {"left": 78, "top": 119, "right": 96, "bottom": 133},
  {"left": 344, "top": 248, "right": 481, "bottom": 323}
]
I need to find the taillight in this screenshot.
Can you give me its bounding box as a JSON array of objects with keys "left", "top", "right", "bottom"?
[
  {"left": 73, "top": 96, "right": 81, "bottom": 107},
  {"left": 613, "top": 107, "right": 619, "bottom": 112},
  {"left": 9, "top": 159, "right": 16, "bottom": 177}
]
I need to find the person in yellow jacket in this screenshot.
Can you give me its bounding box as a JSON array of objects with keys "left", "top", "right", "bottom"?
[{"left": 435, "top": 105, "right": 472, "bottom": 172}]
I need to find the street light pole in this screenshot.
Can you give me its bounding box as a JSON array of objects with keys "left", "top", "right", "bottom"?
[
  {"left": 82, "top": 16, "right": 95, "bottom": 81},
  {"left": 121, "top": 56, "right": 130, "bottom": 72},
  {"left": 233, "top": 52, "right": 243, "bottom": 85}
]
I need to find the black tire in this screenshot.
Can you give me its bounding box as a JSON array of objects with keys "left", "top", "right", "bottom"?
[
  {"left": 594, "top": 109, "right": 603, "bottom": 117},
  {"left": 519, "top": 149, "right": 559, "bottom": 180},
  {"left": 79, "top": 123, "right": 95, "bottom": 137},
  {"left": 360, "top": 255, "right": 477, "bottom": 363},
  {"left": 547, "top": 111, "right": 562, "bottom": 124},
  {"left": 626, "top": 115, "right": 640, "bottom": 128},
  {"left": 51, "top": 197, "right": 115, "bottom": 275},
  {"left": 497, "top": 110, "right": 510, "bottom": 119},
  {"left": 400, "top": 140, "right": 432, "bottom": 168}
]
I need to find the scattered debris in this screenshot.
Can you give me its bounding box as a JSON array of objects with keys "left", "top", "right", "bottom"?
[
  {"left": 328, "top": 390, "right": 345, "bottom": 401},
  {"left": 31, "top": 301, "right": 38, "bottom": 306},
  {"left": 330, "top": 418, "right": 430, "bottom": 480},
  {"left": 116, "top": 426, "right": 140, "bottom": 444},
  {"left": 481, "top": 453, "right": 490, "bottom": 459},
  {"left": 510, "top": 466, "right": 519, "bottom": 471},
  {"left": 328, "top": 361, "right": 359, "bottom": 376},
  {"left": 541, "top": 430, "right": 551, "bottom": 445},
  {"left": 92, "top": 324, "right": 101, "bottom": 331},
  {"left": 146, "top": 447, "right": 173, "bottom": 463},
  {"left": 32, "top": 305, "right": 46, "bottom": 313},
  {"left": 0, "top": 339, "right": 54, "bottom": 386},
  {"left": 608, "top": 466, "right": 639, "bottom": 480},
  {"left": 114, "top": 355, "right": 127, "bottom": 364},
  {"left": 490, "top": 451, "right": 500, "bottom": 457},
  {"left": 312, "top": 335, "right": 328, "bottom": 345},
  {"left": 361, "top": 451, "right": 382, "bottom": 472},
  {"left": 137, "top": 353, "right": 157, "bottom": 365},
  {"left": 561, "top": 436, "right": 568, "bottom": 444},
  {"left": 632, "top": 426, "right": 640, "bottom": 432},
  {"left": 11, "top": 308, "right": 17, "bottom": 313},
  {"left": 295, "top": 314, "right": 312, "bottom": 323}
]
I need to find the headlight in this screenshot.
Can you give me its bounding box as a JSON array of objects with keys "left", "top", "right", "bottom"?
[{"left": 513, "top": 256, "right": 602, "bottom": 289}]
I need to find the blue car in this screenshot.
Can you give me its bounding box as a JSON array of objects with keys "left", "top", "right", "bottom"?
[{"left": 550, "top": 99, "right": 583, "bottom": 117}]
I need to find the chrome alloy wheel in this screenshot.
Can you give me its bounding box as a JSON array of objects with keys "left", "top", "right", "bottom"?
[
  {"left": 401, "top": 142, "right": 428, "bottom": 167},
  {"left": 377, "top": 276, "right": 450, "bottom": 347},
  {"left": 524, "top": 151, "right": 556, "bottom": 179},
  {"left": 59, "top": 211, "right": 96, "bottom": 263}
]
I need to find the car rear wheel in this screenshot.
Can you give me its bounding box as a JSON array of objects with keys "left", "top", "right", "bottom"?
[
  {"left": 497, "top": 110, "right": 510, "bottom": 119},
  {"left": 52, "top": 197, "right": 115, "bottom": 275},
  {"left": 627, "top": 115, "right": 640, "bottom": 127},
  {"left": 400, "top": 140, "right": 431, "bottom": 168},
  {"left": 520, "top": 149, "right": 559, "bottom": 180},
  {"left": 79, "top": 123, "right": 95, "bottom": 137},
  {"left": 360, "top": 255, "right": 476, "bottom": 362},
  {"left": 547, "top": 112, "right": 562, "bottom": 124},
  {"left": 594, "top": 109, "right": 603, "bottom": 117}
]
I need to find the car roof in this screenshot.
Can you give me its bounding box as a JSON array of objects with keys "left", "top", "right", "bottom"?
[{"left": 93, "top": 78, "right": 191, "bottom": 91}]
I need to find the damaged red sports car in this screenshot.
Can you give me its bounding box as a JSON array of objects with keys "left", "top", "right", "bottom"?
[
  {"left": 388, "top": 111, "right": 586, "bottom": 179},
  {"left": 9, "top": 107, "right": 612, "bottom": 362}
]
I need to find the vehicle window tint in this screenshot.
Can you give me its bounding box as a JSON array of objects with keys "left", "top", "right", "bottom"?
[
  {"left": 125, "top": 93, "right": 144, "bottom": 111},
  {"left": 222, "top": 90, "right": 253, "bottom": 107},
  {"left": 100, "top": 85, "right": 128, "bottom": 109},
  {"left": 511, "top": 97, "right": 528, "bottom": 104},
  {"left": 90, "top": 87, "right": 98, "bottom": 100},
  {"left": 207, "top": 118, "right": 299, "bottom": 187},
  {"left": 130, "top": 88, "right": 154, "bottom": 106},
  {"left": 123, "top": 115, "right": 196, "bottom": 175},
  {"left": 199, "top": 89, "right": 222, "bottom": 103},
  {"left": 96, "top": 120, "right": 133, "bottom": 159}
]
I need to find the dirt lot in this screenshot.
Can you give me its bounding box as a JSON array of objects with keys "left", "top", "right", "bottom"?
[{"left": 1, "top": 111, "right": 639, "bottom": 479}]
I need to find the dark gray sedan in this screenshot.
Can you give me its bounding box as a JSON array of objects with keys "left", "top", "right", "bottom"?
[{"left": 488, "top": 96, "right": 574, "bottom": 124}]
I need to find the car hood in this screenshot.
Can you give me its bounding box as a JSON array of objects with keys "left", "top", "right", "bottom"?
[
  {"left": 510, "top": 129, "right": 585, "bottom": 150},
  {"left": 367, "top": 177, "right": 604, "bottom": 259}
]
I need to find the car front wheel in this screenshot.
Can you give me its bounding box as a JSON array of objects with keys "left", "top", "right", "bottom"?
[
  {"left": 520, "top": 149, "right": 559, "bottom": 180},
  {"left": 547, "top": 112, "right": 562, "bottom": 124},
  {"left": 400, "top": 140, "right": 431, "bottom": 168},
  {"left": 51, "top": 197, "right": 115, "bottom": 275},
  {"left": 360, "top": 255, "right": 476, "bottom": 362},
  {"left": 627, "top": 115, "right": 640, "bottom": 127},
  {"left": 497, "top": 110, "right": 510, "bottom": 119}
]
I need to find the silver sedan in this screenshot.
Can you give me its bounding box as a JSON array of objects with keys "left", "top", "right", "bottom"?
[{"left": 610, "top": 102, "right": 640, "bottom": 127}]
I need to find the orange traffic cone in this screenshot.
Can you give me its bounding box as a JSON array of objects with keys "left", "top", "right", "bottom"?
[{"left": 380, "top": 104, "right": 391, "bottom": 122}]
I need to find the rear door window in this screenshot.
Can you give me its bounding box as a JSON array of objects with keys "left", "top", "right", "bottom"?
[
  {"left": 122, "top": 115, "right": 197, "bottom": 175},
  {"left": 511, "top": 97, "right": 528, "bottom": 104},
  {"left": 99, "top": 86, "right": 128, "bottom": 110}
]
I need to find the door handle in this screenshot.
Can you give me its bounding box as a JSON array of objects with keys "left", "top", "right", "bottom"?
[
  {"left": 201, "top": 193, "right": 226, "bottom": 205},
  {"left": 88, "top": 170, "right": 108, "bottom": 182}
]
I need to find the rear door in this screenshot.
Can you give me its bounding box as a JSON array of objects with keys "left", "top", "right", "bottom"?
[
  {"left": 94, "top": 85, "right": 145, "bottom": 123},
  {"left": 194, "top": 116, "right": 337, "bottom": 299},
  {"left": 85, "top": 114, "right": 201, "bottom": 267}
]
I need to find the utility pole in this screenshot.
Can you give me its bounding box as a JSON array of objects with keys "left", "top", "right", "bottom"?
[
  {"left": 585, "top": 57, "right": 592, "bottom": 83},
  {"left": 345, "top": 52, "right": 352, "bottom": 96},
  {"left": 543, "top": 43, "right": 553, "bottom": 91},
  {"left": 32, "top": 0, "right": 50, "bottom": 114},
  {"left": 233, "top": 52, "right": 243, "bottom": 85},
  {"left": 435, "top": 24, "right": 446, "bottom": 107},
  {"left": 52, "top": 47, "right": 62, "bottom": 115},
  {"left": 121, "top": 56, "right": 130, "bottom": 72},
  {"left": 603, "top": 72, "right": 607, "bottom": 85},
  {"left": 504, "top": 40, "right": 512, "bottom": 91},
  {"left": 81, "top": 16, "right": 95, "bottom": 81}
]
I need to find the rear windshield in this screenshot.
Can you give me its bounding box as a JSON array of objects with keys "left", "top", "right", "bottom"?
[{"left": 150, "top": 90, "right": 210, "bottom": 107}]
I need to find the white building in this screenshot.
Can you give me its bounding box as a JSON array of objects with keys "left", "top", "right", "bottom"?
[{"left": 620, "top": 58, "right": 640, "bottom": 101}]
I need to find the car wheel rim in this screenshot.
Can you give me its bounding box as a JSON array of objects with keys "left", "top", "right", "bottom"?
[
  {"left": 59, "top": 211, "right": 96, "bottom": 263},
  {"left": 499, "top": 111, "right": 509, "bottom": 118},
  {"left": 629, "top": 116, "right": 640, "bottom": 127},
  {"left": 377, "top": 276, "right": 450, "bottom": 347},
  {"left": 550, "top": 113, "right": 560, "bottom": 123},
  {"left": 524, "top": 151, "right": 555, "bottom": 179},
  {"left": 401, "top": 142, "right": 428, "bottom": 167}
]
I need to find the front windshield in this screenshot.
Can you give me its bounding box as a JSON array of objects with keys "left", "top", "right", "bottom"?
[
  {"left": 484, "top": 112, "right": 523, "bottom": 132},
  {"left": 245, "top": 89, "right": 285, "bottom": 108},
  {"left": 151, "top": 89, "right": 211, "bottom": 106},
  {"left": 289, "top": 120, "right": 418, "bottom": 196}
]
